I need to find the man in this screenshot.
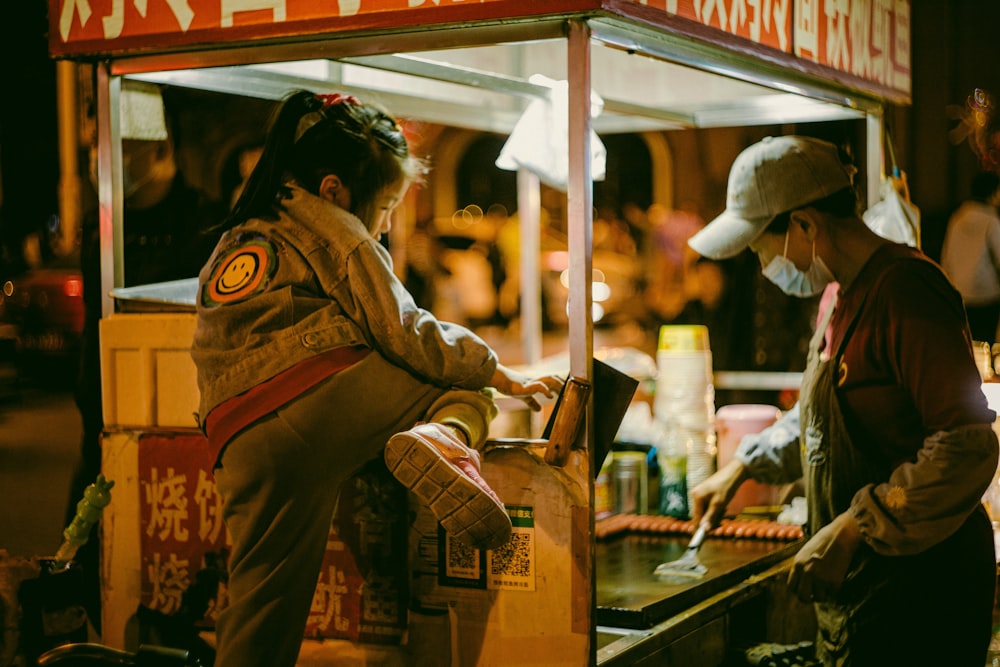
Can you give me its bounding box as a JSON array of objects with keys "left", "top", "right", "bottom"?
[
  {"left": 69, "top": 80, "right": 226, "bottom": 630},
  {"left": 940, "top": 170, "right": 1000, "bottom": 342},
  {"left": 688, "top": 135, "right": 997, "bottom": 666}
]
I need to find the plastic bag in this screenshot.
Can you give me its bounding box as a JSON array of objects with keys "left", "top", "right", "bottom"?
[
  {"left": 862, "top": 176, "right": 920, "bottom": 247},
  {"left": 495, "top": 73, "right": 606, "bottom": 192}
]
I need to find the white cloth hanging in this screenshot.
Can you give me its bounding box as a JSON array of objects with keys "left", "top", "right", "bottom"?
[{"left": 495, "top": 73, "right": 606, "bottom": 192}]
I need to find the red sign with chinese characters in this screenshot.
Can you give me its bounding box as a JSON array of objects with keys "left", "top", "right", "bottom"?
[
  {"left": 49, "top": 0, "right": 564, "bottom": 56},
  {"left": 137, "top": 432, "right": 408, "bottom": 643},
  {"left": 138, "top": 433, "right": 229, "bottom": 622},
  {"left": 792, "top": 0, "right": 911, "bottom": 94},
  {"left": 636, "top": 0, "right": 910, "bottom": 94},
  {"left": 48, "top": 0, "right": 909, "bottom": 97},
  {"left": 642, "top": 0, "right": 792, "bottom": 51}
]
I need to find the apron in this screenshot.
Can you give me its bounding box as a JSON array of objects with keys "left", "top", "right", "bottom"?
[
  {"left": 798, "top": 275, "right": 996, "bottom": 666},
  {"left": 799, "top": 288, "right": 885, "bottom": 665}
]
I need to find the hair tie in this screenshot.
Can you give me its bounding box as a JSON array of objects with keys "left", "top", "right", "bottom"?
[
  {"left": 295, "top": 93, "right": 362, "bottom": 142},
  {"left": 316, "top": 93, "right": 360, "bottom": 108}
]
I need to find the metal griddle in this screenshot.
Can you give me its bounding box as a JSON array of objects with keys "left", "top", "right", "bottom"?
[{"left": 596, "top": 532, "right": 802, "bottom": 629}]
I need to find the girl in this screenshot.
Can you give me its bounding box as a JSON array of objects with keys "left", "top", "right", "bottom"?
[{"left": 190, "top": 90, "right": 562, "bottom": 667}]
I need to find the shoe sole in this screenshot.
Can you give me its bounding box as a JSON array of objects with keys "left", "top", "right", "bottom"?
[{"left": 385, "top": 432, "right": 512, "bottom": 550}]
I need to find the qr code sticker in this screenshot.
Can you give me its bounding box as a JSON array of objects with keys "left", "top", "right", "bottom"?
[
  {"left": 487, "top": 527, "right": 534, "bottom": 591},
  {"left": 490, "top": 532, "right": 530, "bottom": 576},
  {"left": 444, "top": 533, "right": 481, "bottom": 580}
]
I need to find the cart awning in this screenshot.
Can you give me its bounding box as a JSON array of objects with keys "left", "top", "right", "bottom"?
[{"left": 50, "top": 0, "right": 910, "bottom": 104}]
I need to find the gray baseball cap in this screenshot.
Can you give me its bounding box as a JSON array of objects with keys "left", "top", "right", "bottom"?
[{"left": 688, "top": 135, "right": 854, "bottom": 259}]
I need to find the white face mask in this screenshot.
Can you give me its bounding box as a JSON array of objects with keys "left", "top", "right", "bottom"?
[{"left": 761, "top": 229, "right": 834, "bottom": 297}]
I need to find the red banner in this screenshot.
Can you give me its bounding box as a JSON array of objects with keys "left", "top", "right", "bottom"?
[
  {"left": 640, "top": 0, "right": 910, "bottom": 94},
  {"left": 793, "top": 0, "right": 911, "bottom": 93},
  {"left": 49, "top": 0, "right": 909, "bottom": 98},
  {"left": 50, "top": 0, "right": 542, "bottom": 56},
  {"left": 642, "top": 0, "right": 792, "bottom": 51}
]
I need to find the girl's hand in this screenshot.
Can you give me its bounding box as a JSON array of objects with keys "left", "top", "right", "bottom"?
[{"left": 491, "top": 364, "right": 564, "bottom": 411}]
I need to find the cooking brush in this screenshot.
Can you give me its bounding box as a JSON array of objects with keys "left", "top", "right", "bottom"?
[{"left": 654, "top": 521, "right": 708, "bottom": 582}]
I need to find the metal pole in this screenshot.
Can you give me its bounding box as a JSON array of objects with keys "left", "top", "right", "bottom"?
[
  {"left": 567, "top": 17, "right": 596, "bottom": 667},
  {"left": 566, "top": 19, "right": 594, "bottom": 381},
  {"left": 95, "top": 66, "right": 124, "bottom": 318},
  {"left": 56, "top": 61, "right": 82, "bottom": 259},
  {"left": 866, "top": 111, "right": 883, "bottom": 211},
  {"left": 517, "top": 168, "right": 542, "bottom": 367}
]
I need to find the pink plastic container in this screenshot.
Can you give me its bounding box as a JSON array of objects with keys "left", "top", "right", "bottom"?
[{"left": 716, "top": 404, "right": 783, "bottom": 515}]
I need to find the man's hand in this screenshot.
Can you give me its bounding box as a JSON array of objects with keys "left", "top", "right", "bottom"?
[
  {"left": 787, "top": 511, "right": 863, "bottom": 604},
  {"left": 689, "top": 458, "right": 749, "bottom": 528}
]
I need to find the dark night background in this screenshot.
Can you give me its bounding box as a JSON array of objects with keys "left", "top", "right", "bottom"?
[{"left": 0, "top": 2, "right": 60, "bottom": 274}]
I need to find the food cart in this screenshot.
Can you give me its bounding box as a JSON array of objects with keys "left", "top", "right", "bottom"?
[{"left": 49, "top": 1, "right": 911, "bottom": 665}]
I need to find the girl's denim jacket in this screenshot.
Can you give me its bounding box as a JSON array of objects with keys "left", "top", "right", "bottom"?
[{"left": 191, "top": 184, "right": 497, "bottom": 428}]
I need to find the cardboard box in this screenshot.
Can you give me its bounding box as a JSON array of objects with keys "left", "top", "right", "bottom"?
[{"left": 406, "top": 445, "right": 591, "bottom": 666}]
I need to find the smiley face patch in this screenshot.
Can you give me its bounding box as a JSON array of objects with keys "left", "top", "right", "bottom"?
[{"left": 202, "top": 239, "right": 277, "bottom": 306}]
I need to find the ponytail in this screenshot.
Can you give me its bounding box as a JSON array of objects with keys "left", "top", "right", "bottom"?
[
  {"left": 219, "top": 89, "right": 425, "bottom": 234},
  {"left": 225, "top": 91, "right": 320, "bottom": 228}
]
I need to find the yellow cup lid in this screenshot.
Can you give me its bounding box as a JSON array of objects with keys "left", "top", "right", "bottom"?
[{"left": 658, "top": 324, "right": 710, "bottom": 351}]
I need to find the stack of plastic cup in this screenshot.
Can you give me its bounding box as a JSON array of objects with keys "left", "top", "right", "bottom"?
[{"left": 653, "top": 325, "right": 717, "bottom": 517}]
